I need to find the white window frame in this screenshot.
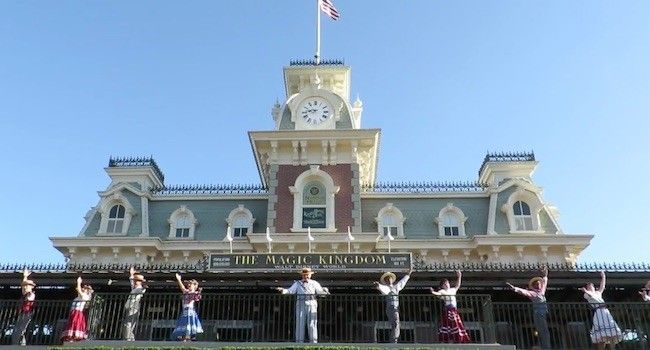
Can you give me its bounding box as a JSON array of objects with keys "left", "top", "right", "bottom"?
[
  {"left": 98, "top": 193, "right": 135, "bottom": 236},
  {"left": 226, "top": 205, "right": 256, "bottom": 239},
  {"left": 434, "top": 203, "right": 468, "bottom": 238},
  {"left": 500, "top": 188, "right": 544, "bottom": 234},
  {"left": 168, "top": 205, "right": 198, "bottom": 239},
  {"left": 374, "top": 203, "right": 406, "bottom": 238},
  {"left": 289, "top": 165, "right": 339, "bottom": 232}
]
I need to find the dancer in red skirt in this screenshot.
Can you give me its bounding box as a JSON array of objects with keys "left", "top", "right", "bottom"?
[
  {"left": 430, "top": 270, "right": 470, "bottom": 343},
  {"left": 61, "top": 276, "right": 93, "bottom": 343}
]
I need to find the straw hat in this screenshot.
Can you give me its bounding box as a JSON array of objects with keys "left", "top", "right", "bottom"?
[
  {"left": 380, "top": 272, "right": 396, "bottom": 284},
  {"left": 528, "top": 277, "right": 543, "bottom": 289},
  {"left": 300, "top": 267, "right": 315, "bottom": 276},
  {"left": 21, "top": 280, "right": 36, "bottom": 287},
  {"left": 133, "top": 274, "right": 146, "bottom": 282}
]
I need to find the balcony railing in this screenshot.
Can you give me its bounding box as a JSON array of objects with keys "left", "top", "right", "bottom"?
[{"left": 1, "top": 293, "right": 648, "bottom": 349}]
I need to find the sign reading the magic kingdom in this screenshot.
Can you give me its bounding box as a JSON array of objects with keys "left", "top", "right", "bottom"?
[{"left": 208, "top": 253, "right": 412, "bottom": 272}]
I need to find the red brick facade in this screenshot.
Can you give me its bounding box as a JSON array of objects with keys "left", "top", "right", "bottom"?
[{"left": 274, "top": 164, "right": 354, "bottom": 233}]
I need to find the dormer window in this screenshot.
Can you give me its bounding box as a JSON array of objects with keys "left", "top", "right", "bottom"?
[
  {"left": 501, "top": 188, "right": 544, "bottom": 233},
  {"left": 168, "top": 206, "right": 197, "bottom": 239},
  {"left": 107, "top": 205, "right": 126, "bottom": 233},
  {"left": 98, "top": 193, "right": 135, "bottom": 236},
  {"left": 435, "top": 203, "right": 468, "bottom": 238},
  {"left": 375, "top": 203, "right": 405, "bottom": 238},
  {"left": 226, "top": 205, "right": 255, "bottom": 239},
  {"left": 513, "top": 201, "right": 533, "bottom": 231},
  {"left": 174, "top": 214, "right": 192, "bottom": 238}
]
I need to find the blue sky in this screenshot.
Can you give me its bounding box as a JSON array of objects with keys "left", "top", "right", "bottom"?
[{"left": 1, "top": 1, "right": 649, "bottom": 263}]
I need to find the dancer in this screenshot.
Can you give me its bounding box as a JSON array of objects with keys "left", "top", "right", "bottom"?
[
  {"left": 61, "top": 276, "right": 93, "bottom": 343},
  {"left": 170, "top": 273, "right": 203, "bottom": 341},
  {"left": 639, "top": 281, "right": 650, "bottom": 302},
  {"left": 373, "top": 269, "right": 412, "bottom": 343},
  {"left": 506, "top": 267, "right": 550, "bottom": 350},
  {"left": 122, "top": 267, "right": 147, "bottom": 341},
  {"left": 276, "top": 267, "right": 329, "bottom": 343},
  {"left": 430, "top": 270, "right": 470, "bottom": 343},
  {"left": 580, "top": 271, "right": 623, "bottom": 350},
  {"left": 12, "top": 268, "right": 36, "bottom": 345}
]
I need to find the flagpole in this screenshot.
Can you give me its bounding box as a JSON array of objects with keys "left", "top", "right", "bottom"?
[{"left": 316, "top": 0, "right": 321, "bottom": 65}]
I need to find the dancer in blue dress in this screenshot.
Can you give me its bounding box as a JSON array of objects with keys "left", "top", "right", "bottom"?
[{"left": 170, "top": 273, "right": 203, "bottom": 341}]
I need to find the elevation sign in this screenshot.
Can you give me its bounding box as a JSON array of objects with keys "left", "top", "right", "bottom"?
[{"left": 208, "top": 253, "right": 411, "bottom": 271}]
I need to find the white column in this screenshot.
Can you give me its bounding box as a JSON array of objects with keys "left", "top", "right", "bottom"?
[
  {"left": 140, "top": 197, "right": 149, "bottom": 237},
  {"left": 487, "top": 189, "right": 498, "bottom": 235}
]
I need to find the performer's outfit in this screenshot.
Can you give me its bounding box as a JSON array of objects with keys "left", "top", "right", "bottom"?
[
  {"left": 436, "top": 288, "right": 471, "bottom": 343},
  {"left": 122, "top": 278, "right": 146, "bottom": 341},
  {"left": 171, "top": 291, "right": 203, "bottom": 340},
  {"left": 282, "top": 279, "right": 329, "bottom": 343},
  {"left": 511, "top": 277, "right": 551, "bottom": 349},
  {"left": 61, "top": 292, "right": 92, "bottom": 342},
  {"left": 377, "top": 275, "right": 410, "bottom": 343},
  {"left": 11, "top": 291, "right": 35, "bottom": 345},
  {"left": 643, "top": 293, "right": 650, "bottom": 302},
  {"left": 583, "top": 291, "right": 623, "bottom": 345}
]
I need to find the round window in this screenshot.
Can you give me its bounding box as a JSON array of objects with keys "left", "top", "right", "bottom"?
[{"left": 309, "top": 186, "right": 320, "bottom": 195}]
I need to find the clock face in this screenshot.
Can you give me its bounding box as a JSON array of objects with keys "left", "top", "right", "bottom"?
[{"left": 299, "top": 97, "right": 331, "bottom": 126}]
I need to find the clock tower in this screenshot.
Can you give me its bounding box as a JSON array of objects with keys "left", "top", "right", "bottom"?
[{"left": 249, "top": 60, "right": 380, "bottom": 239}]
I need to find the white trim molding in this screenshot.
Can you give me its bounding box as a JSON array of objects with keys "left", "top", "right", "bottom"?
[
  {"left": 434, "top": 203, "right": 468, "bottom": 238},
  {"left": 374, "top": 203, "right": 406, "bottom": 238},
  {"left": 500, "top": 187, "right": 544, "bottom": 234},
  {"left": 289, "top": 165, "right": 339, "bottom": 232},
  {"left": 168, "top": 205, "right": 198, "bottom": 240},
  {"left": 97, "top": 192, "right": 136, "bottom": 236},
  {"left": 226, "top": 205, "right": 256, "bottom": 239}
]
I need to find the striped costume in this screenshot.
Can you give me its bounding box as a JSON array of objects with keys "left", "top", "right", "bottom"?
[{"left": 436, "top": 288, "right": 470, "bottom": 343}]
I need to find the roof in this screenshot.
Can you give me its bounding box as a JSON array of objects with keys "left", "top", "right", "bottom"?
[
  {"left": 478, "top": 151, "right": 536, "bottom": 176},
  {"left": 108, "top": 156, "right": 165, "bottom": 183}
]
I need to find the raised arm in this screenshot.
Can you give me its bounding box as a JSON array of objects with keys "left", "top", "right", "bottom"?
[
  {"left": 598, "top": 271, "right": 606, "bottom": 293},
  {"left": 175, "top": 273, "right": 187, "bottom": 293},
  {"left": 22, "top": 268, "right": 30, "bottom": 284},
  {"left": 394, "top": 273, "right": 411, "bottom": 292},
  {"left": 75, "top": 276, "right": 83, "bottom": 295},
  {"left": 454, "top": 270, "right": 462, "bottom": 289},
  {"left": 507, "top": 282, "right": 535, "bottom": 299},
  {"left": 129, "top": 266, "right": 136, "bottom": 288},
  {"left": 539, "top": 267, "right": 549, "bottom": 294}
]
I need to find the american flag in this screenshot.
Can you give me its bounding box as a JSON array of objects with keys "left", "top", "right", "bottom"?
[{"left": 320, "top": 0, "right": 340, "bottom": 20}]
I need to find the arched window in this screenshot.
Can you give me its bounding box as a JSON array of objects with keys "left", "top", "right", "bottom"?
[
  {"left": 226, "top": 205, "right": 255, "bottom": 239},
  {"left": 289, "top": 165, "right": 339, "bottom": 232},
  {"left": 98, "top": 193, "right": 135, "bottom": 235},
  {"left": 168, "top": 206, "right": 197, "bottom": 239},
  {"left": 381, "top": 211, "right": 399, "bottom": 237},
  {"left": 107, "top": 204, "right": 126, "bottom": 233},
  {"left": 302, "top": 181, "right": 326, "bottom": 229},
  {"left": 442, "top": 212, "right": 461, "bottom": 236},
  {"left": 174, "top": 214, "right": 192, "bottom": 238},
  {"left": 375, "top": 203, "right": 405, "bottom": 238},
  {"left": 513, "top": 201, "right": 533, "bottom": 231},
  {"left": 435, "top": 203, "right": 468, "bottom": 237},
  {"left": 500, "top": 187, "right": 543, "bottom": 233}
]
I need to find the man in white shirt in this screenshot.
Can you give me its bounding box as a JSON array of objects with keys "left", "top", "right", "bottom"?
[
  {"left": 277, "top": 267, "right": 329, "bottom": 343},
  {"left": 374, "top": 269, "right": 412, "bottom": 343}
]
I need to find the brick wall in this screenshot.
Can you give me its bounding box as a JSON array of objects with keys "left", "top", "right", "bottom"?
[{"left": 274, "top": 164, "right": 354, "bottom": 233}]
